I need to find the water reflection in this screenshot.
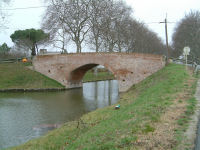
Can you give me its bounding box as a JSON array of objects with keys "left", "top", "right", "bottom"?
[
  {"left": 83, "top": 80, "right": 118, "bottom": 110},
  {"left": 0, "top": 80, "right": 118, "bottom": 149}
]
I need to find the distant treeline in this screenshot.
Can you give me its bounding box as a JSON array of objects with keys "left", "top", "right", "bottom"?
[{"left": 2, "top": 0, "right": 200, "bottom": 64}]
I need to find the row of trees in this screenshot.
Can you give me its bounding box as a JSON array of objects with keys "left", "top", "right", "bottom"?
[
  {"left": 0, "top": 43, "right": 23, "bottom": 60},
  {"left": 7, "top": 0, "right": 165, "bottom": 56},
  {"left": 0, "top": 43, "right": 10, "bottom": 54},
  {"left": 41, "top": 0, "right": 166, "bottom": 55},
  {"left": 172, "top": 11, "right": 200, "bottom": 63},
  {"left": 4, "top": 0, "right": 199, "bottom": 62}
]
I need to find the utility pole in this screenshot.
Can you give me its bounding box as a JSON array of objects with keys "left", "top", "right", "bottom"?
[{"left": 160, "top": 15, "right": 170, "bottom": 63}]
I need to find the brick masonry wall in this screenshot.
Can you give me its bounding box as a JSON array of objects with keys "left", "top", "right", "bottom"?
[{"left": 33, "top": 53, "right": 165, "bottom": 92}]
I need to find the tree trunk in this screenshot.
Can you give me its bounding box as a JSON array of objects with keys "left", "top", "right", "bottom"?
[
  {"left": 79, "top": 43, "right": 82, "bottom": 53},
  {"left": 76, "top": 41, "right": 82, "bottom": 53},
  {"left": 118, "top": 43, "right": 122, "bottom": 52},
  {"left": 109, "top": 43, "right": 114, "bottom": 52},
  {"left": 95, "top": 38, "right": 99, "bottom": 52},
  {"left": 62, "top": 43, "right": 67, "bottom": 54},
  {"left": 31, "top": 44, "right": 36, "bottom": 56},
  {"left": 35, "top": 44, "right": 39, "bottom": 55},
  {"left": 64, "top": 49, "right": 67, "bottom": 53}
]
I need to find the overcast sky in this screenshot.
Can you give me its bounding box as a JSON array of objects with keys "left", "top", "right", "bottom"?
[{"left": 0, "top": 0, "right": 200, "bottom": 48}]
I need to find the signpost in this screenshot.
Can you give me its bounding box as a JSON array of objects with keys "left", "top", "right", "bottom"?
[{"left": 183, "top": 46, "right": 190, "bottom": 67}]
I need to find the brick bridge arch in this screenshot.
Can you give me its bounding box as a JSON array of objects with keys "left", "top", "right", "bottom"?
[
  {"left": 69, "top": 63, "right": 115, "bottom": 83},
  {"left": 33, "top": 53, "right": 165, "bottom": 92}
]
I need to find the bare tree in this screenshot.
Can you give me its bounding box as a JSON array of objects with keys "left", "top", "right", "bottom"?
[
  {"left": 99, "top": 0, "right": 132, "bottom": 52},
  {"left": 53, "top": 27, "right": 70, "bottom": 53},
  {"left": 42, "top": 0, "right": 91, "bottom": 53},
  {"left": 48, "top": 0, "right": 91, "bottom": 53},
  {"left": 87, "top": 0, "right": 104, "bottom": 52},
  {"left": 99, "top": 1, "right": 119, "bottom": 52},
  {"left": 0, "top": 0, "right": 11, "bottom": 30},
  {"left": 42, "top": 0, "right": 165, "bottom": 55},
  {"left": 116, "top": 18, "right": 165, "bottom": 54},
  {"left": 42, "top": 4, "right": 70, "bottom": 53},
  {"left": 172, "top": 10, "right": 200, "bottom": 62}
]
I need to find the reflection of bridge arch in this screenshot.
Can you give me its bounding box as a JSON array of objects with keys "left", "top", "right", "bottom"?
[
  {"left": 82, "top": 80, "right": 119, "bottom": 109},
  {"left": 33, "top": 53, "right": 165, "bottom": 92}
]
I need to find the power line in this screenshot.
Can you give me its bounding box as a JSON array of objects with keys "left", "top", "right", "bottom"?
[
  {"left": 144, "top": 21, "right": 176, "bottom": 24},
  {"left": 1, "top": 21, "right": 177, "bottom": 30},
  {"left": 0, "top": 5, "right": 48, "bottom": 11},
  {"left": 0, "top": 3, "right": 72, "bottom": 11}
]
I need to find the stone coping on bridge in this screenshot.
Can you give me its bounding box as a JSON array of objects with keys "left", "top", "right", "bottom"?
[{"left": 37, "top": 52, "right": 165, "bottom": 60}]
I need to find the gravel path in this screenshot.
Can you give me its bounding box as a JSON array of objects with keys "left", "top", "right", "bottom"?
[{"left": 192, "top": 80, "right": 200, "bottom": 150}]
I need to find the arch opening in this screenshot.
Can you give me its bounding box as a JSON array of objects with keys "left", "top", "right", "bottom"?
[{"left": 69, "top": 64, "right": 116, "bottom": 84}]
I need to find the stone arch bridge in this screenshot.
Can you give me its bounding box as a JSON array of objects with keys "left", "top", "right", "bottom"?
[{"left": 33, "top": 53, "right": 165, "bottom": 92}]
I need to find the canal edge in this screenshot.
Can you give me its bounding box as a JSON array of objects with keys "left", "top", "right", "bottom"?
[
  {"left": 185, "top": 79, "right": 200, "bottom": 149},
  {"left": 0, "top": 88, "right": 69, "bottom": 93}
]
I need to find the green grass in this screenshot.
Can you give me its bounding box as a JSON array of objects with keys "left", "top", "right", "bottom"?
[
  {"left": 9, "top": 64, "right": 198, "bottom": 150},
  {"left": 174, "top": 82, "right": 198, "bottom": 149},
  {"left": 0, "top": 63, "right": 114, "bottom": 90},
  {"left": 83, "top": 70, "right": 115, "bottom": 82},
  {"left": 0, "top": 63, "right": 64, "bottom": 89}
]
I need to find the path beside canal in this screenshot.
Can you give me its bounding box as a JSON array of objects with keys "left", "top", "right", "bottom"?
[{"left": 192, "top": 80, "right": 200, "bottom": 150}]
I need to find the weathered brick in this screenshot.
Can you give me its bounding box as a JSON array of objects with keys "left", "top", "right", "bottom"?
[{"left": 33, "top": 53, "right": 165, "bottom": 92}]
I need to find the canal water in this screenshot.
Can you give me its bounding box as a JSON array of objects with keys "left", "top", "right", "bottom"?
[{"left": 0, "top": 80, "right": 119, "bottom": 149}]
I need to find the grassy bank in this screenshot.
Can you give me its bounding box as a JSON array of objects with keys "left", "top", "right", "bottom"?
[
  {"left": 83, "top": 70, "right": 114, "bottom": 82},
  {"left": 0, "top": 63, "right": 64, "bottom": 89},
  {"left": 9, "top": 64, "right": 198, "bottom": 150},
  {"left": 0, "top": 63, "right": 114, "bottom": 90}
]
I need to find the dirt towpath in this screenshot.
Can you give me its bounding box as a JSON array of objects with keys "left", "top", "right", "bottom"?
[{"left": 187, "top": 79, "right": 200, "bottom": 149}]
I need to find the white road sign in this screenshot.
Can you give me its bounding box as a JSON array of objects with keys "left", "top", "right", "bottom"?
[{"left": 183, "top": 46, "right": 190, "bottom": 55}]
